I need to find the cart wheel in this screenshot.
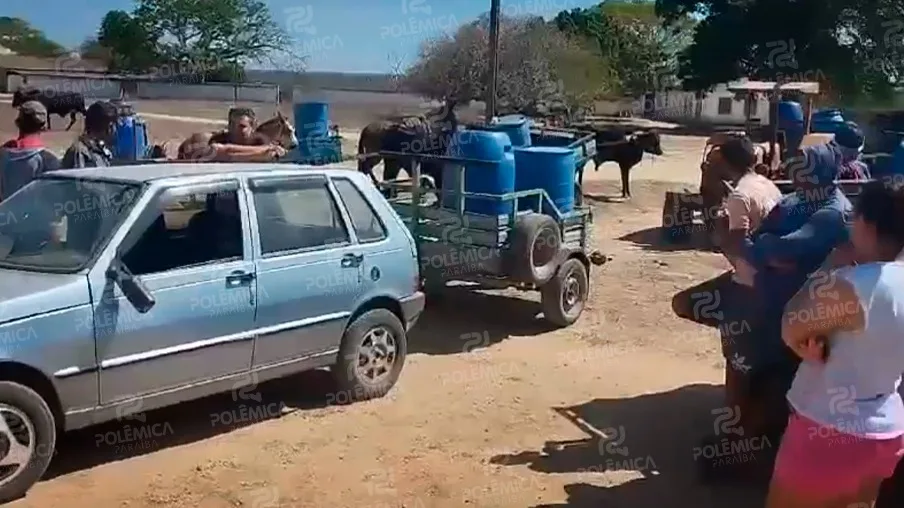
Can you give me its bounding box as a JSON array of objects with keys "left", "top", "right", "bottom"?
[
  {"left": 541, "top": 258, "right": 589, "bottom": 327},
  {"left": 574, "top": 183, "right": 583, "bottom": 206}
]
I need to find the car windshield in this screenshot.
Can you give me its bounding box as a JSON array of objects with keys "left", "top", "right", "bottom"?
[{"left": 0, "top": 177, "right": 142, "bottom": 272}]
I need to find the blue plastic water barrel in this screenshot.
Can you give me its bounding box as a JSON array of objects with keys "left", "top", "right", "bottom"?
[
  {"left": 113, "top": 115, "right": 149, "bottom": 161},
  {"left": 491, "top": 114, "right": 532, "bottom": 147},
  {"left": 891, "top": 141, "right": 904, "bottom": 176},
  {"left": 777, "top": 101, "right": 804, "bottom": 126},
  {"left": 442, "top": 130, "right": 515, "bottom": 216},
  {"left": 811, "top": 108, "right": 846, "bottom": 134},
  {"left": 294, "top": 102, "right": 329, "bottom": 138},
  {"left": 513, "top": 146, "right": 576, "bottom": 215},
  {"left": 777, "top": 101, "right": 804, "bottom": 157}
]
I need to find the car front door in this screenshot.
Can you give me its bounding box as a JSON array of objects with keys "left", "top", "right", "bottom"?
[
  {"left": 247, "top": 174, "right": 362, "bottom": 368},
  {"left": 88, "top": 180, "right": 256, "bottom": 404}
]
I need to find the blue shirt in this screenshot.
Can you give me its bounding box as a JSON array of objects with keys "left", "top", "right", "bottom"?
[{"left": 739, "top": 142, "right": 852, "bottom": 368}]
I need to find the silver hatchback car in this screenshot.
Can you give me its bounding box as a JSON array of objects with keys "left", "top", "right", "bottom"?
[{"left": 0, "top": 163, "right": 424, "bottom": 502}]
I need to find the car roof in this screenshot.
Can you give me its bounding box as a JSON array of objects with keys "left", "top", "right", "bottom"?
[{"left": 42, "top": 162, "right": 363, "bottom": 185}]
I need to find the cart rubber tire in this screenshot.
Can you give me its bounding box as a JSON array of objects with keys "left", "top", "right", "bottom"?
[
  {"left": 0, "top": 381, "right": 57, "bottom": 504},
  {"left": 541, "top": 258, "right": 589, "bottom": 327},
  {"left": 331, "top": 309, "right": 408, "bottom": 403},
  {"left": 508, "top": 213, "right": 562, "bottom": 285},
  {"left": 574, "top": 183, "right": 583, "bottom": 206}
]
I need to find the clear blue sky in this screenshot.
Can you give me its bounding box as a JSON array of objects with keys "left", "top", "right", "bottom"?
[{"left": 6, "top": 0, "right": 600, "bottom": 73}]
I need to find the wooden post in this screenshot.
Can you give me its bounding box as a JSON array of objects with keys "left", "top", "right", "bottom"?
[
  {"left": 485, "top": 0, "right": 501, "bottom": 124},
  {"left": 803, "top": 96, "right": 814, "bottom": 134}
]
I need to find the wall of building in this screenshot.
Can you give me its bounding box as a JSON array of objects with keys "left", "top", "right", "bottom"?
[
  {"left": 6, "top": 74, "right": 122, "bottom": 99},
  {"left": 134, "top": 81, "right": 279, "bottom": 102},
  {"left": 4, "top": 72, "right": 279, "bottom": 103}
]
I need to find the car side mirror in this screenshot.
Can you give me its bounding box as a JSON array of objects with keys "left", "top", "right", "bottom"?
[{"left": 107, "top": 258, "right": 155, "bottom": 313}]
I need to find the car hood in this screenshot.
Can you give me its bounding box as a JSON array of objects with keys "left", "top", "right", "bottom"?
[{"left": 0, "top": 268, "right": 90, "bottom": 324}]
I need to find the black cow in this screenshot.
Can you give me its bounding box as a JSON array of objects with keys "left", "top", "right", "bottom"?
[
  {"left": 589, "top": 128, "right": 663, "bottom": 198},
  {"left": 12, "top": 87, "right": 87, "bottom": 131}
]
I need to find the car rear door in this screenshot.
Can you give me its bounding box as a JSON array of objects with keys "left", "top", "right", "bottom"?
[
  {"left": 247, "top": 174, "right": 362, "bottom": 367},
  {"left": 330, "top": 176, "right": 416, "bottom": 302}
]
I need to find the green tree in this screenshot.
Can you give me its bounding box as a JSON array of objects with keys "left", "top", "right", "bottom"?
[
  {"left": 96, "top": 0, "right": 293, "bottom": 80},
  {"left": 133, "top": 0, "right": 292, "bottom": 68},
  {"left": 0, "top": 17, "right": 66, "bottom": 57},
  {"left": 553, "top": 2, "right": 692, "bottom": 96},
  {"left": 655, "top": 0, "right": 902, "bottom": 102},
  {"left": 405, "top": 15, "right": 612, "bottom": 116},
  {"left": 97, "top": 10, "right": 160, "bottom": 72}
]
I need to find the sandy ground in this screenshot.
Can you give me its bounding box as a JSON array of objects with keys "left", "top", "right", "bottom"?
[{"left": 0, "top": 98, "right": 784, "bottom": 507}]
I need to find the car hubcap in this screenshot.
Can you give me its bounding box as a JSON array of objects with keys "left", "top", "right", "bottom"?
[
  {"left": 562, "top": 271, "right": 582, "bottom": 311},
  {"left": 356, "top": 327, "right": 397, "bottom": 383},
  {"left": 0, "top": 405, "right": 35, "bottom": 488}
]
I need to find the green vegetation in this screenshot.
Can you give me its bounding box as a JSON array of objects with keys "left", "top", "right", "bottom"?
[
  {"left": 656, "top": 0, "right": 903, "bottom": 102},
  {"left": 0, "top": 17, "right": 66, "bottom": 57}
]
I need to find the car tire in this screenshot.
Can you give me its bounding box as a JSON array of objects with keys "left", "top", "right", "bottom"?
[
  {"left": 0, "top": 381, "right": 57, "bottom": 504},
  {"left": 508, "top": 213, "right": 562, "bottom": 285},
  {"left": 332, "top": 309, "right": 408, "bottom": 403},
  {"left": 541, "top": 258, "right": 589, "bottom": 327}
]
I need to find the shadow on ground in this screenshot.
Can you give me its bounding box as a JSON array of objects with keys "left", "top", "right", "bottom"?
[
  {"left": 409, "top": 286, "right": 555, "bottom": 355},
  {"left": 618, "top": 226, "right": 717, "bottom": 253},
  {"left": 42, "top": 286, "right": 550, "bottom": 481},
  {"left": 491, "top": 384, "right": 768, "bottom": 508}
]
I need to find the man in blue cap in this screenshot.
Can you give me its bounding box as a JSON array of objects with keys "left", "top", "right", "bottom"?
[
  {"left": 733, "top": 137, "right": 852, "bottom": 433},
  {"left": 834, "top": 121, "right": 871, "bottom": 180}
]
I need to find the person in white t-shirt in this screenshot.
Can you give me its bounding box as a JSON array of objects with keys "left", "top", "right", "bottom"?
[{"left": 768, "top": 180, "right": 904, "bottom": 508}]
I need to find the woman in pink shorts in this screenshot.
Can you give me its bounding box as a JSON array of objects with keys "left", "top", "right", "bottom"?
[{"left": 769, "top": 180, "right": 904, "bottom": 508}]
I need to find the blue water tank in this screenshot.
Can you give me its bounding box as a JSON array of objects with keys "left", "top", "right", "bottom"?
[
  {"left": 442, "top": 129, "right": 516, "bottom": 216},
  {"left": 294, "top": 102, "right": 329, "bottom": 138},
  {"left": 113, "top": 115, "right": 149, "bottom": 161},
  {"left": 777, "top": 101, "right": 805, "bottom": 157},
  {"left": 891, "top": 141, "right": 904, "bottom": 176},
  {"left": 513, "top": 146, "right": 576, "bottom": 215},
  {"left": 777, "top": 101, "right": 804, "bottom": 126},
  {"left": 811, "top": 108, "right": 846, "bottom": 134},
  {"left": 491, "top": 114, "right": 532, "bottom": 147}
]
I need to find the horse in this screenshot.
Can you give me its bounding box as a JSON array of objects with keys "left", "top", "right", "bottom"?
[
  {"left": 357, "top": 101, "right": 458, "bottom": 190},
  {"left": 168, "top": 111, "right": 298, "bottom": 161}
]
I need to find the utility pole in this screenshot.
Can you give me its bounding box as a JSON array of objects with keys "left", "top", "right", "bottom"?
[{"left": 485, "top": 0, "right": 500, "bottom": 125}]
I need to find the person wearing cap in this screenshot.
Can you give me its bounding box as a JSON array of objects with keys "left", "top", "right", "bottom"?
[
  {"left": 0, "top": 100, "right": 61, "bottom": 200},
  {"left": 61, "top": 100, "right": 117, "bottom": 169},
  {"left": 725, "top": 138, "right": 854, "bottom": 447},
  {"left": 834, "top": 121, "right": 871, "bottom": 180}
]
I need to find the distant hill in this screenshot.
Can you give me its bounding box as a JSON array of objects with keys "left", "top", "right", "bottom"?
[
  {"left": 0, "top": 17, "right": 66, "bottom": 57},
  {"left": 245, "top": 69, "right": 403, "bottom": 93}
]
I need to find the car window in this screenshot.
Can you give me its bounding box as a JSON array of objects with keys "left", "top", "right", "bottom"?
[
  {"left": 251, "top": 178, "right": 349, "bottom": 254},
  {"left": 332, "top": 178, "right": 387, "bottom": 242},
  {"left": 121, "top": 188, "right": 243, "bottom": 275},
  {"left": 0, "top": 178, "right": 141, "bottom": 272},
  {"left": 161, "top": 193, "right": 207, "bottom": 230}
]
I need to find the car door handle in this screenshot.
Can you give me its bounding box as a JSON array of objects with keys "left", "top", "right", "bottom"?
[
  {"left": 225, "top": 270, "right": 255, "bottom": 287},
  {"left": 341, "top": 253, "right": 363, "bottom": 268}
]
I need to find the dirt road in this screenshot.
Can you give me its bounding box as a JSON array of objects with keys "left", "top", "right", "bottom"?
[
  {"left": 5, "top": 172, "right": 770, "bottom": 507},
  {"left": 0, "top": 99, "right": 762, "bottom": 506}
]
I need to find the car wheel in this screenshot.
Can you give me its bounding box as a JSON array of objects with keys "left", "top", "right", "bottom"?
[
  {"left": 0, "top": 382, "right": 57, "bottom": 504},
  {"left": 541, "top": 258, "right": 589, "bottom": 327},
  {"left": 332, "top": 309, "right": 408, "bottom": 403}
]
